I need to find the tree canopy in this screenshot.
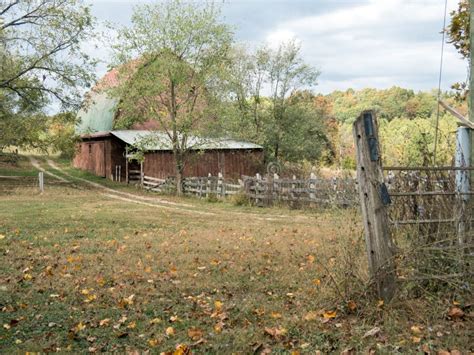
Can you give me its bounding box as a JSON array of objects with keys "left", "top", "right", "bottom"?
[{"left": 109, "top": 0, "right": 233, "bottom": 194}]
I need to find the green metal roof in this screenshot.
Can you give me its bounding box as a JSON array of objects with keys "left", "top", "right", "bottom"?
[{"left": 76, "top": 92, "right": 118, "bottom": 134}]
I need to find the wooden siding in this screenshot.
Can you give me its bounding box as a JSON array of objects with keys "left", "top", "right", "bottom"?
[
  {"left": 144, "top": 149, "right": 264, "bottom": 179},
  {"left": 73, "top": 137, "right": 127, "bottom": 180},
  {"left": 73, "top": 140, "right": 107, "bottom": 177}
]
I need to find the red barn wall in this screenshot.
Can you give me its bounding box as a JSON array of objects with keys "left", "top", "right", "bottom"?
[
  {"left": 144, "top": 149, "right": 264, "bottom": 180},
  {"left": 74, "top": 136, "right": 264, "bottom": 181},
  {"left": 73, "top": 137, "right": 127, "bottom": 180}
]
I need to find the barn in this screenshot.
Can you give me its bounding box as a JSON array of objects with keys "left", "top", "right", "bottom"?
[{"left": 73, "top": 129, "right": 264, "bottom": 181}]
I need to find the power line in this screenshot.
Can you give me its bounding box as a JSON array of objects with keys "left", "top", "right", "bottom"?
[{"left": 433, "top": 0, "right": 448, "bottom": 165}]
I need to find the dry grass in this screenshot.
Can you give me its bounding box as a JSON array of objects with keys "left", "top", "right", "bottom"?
[{"left": 0, "top": 172, "right": 472, "bottom": 353}]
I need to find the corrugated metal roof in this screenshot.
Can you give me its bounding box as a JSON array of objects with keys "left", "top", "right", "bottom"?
[{"left": 110, "top": 130, "right": 262, "bottom": 151}]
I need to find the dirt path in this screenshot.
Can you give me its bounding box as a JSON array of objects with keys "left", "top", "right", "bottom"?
[{"left": 28, "top": 156, "right": 69, "bottom": 183}]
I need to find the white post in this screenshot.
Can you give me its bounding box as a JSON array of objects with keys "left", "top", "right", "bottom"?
[
  {"left": 256, "top": 173, "right": 261, "bottom": 205},
  {"left": 273, "top": 173, "right": 279, "bottom": 202},
  {"left": 309, "top": 172, "right": 316, "bottom": 202},
  {"left": 291, "top": 175, "right": 297, "bottom": 201},
  {"left": 455, "top": 127, "right": 471, "bottom": 246},
  {"left": 218, "top": 172, "right": 224, "bottom": 198},
  {"left": 207, "top": 173, "right": 211, "bottom": 198},
  {"left": 39, "top": 172, "right": 44, "bottom": 193}
]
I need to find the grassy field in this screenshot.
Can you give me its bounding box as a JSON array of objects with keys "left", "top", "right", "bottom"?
[{"left": 0, "top": 157, "right": 471, "bottom": 353}]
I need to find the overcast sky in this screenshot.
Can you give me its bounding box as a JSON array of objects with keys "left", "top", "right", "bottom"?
[{"left": 86, "top": 0, "right": 467, "bottom": 94}]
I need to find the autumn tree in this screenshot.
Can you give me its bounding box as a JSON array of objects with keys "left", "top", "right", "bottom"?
[{"left": 110, "top": 0, "right": 232, "bottom": 195}]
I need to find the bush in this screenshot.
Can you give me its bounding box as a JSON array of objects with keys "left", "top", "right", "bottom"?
[
  {"left": 206, "top": 193, "right": 219, "bottom": 203},
  {"left": 231, "top": 192, "right": 250, "bottom": 206}
]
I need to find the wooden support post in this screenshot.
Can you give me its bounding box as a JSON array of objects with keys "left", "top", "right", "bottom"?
[
  {"left": 309, "top": 172, "right": 316, "bottom": 203},
  {"left": 353, "top": 110, "right": 396, "bottom": 302},
  {"left": 125, "top": 147, "right": 129, "bottom": 184},
  {"left": 140, "top": 162, "right": 144, "bottom": 188},
  {"left": 256, "top": 173, "right": 261, "bottom": 205},
  {"left": 218, "top": 172, "right": 224, "bottom": 198},
  {"left": 38, "top": 172, "right": 44, "bottom": 193},
  {"left": 207, "top": 173, "right": 211, "bottom": 198},
  {"left": 273, "top": 173, "right": 279, "bottom": 202}
]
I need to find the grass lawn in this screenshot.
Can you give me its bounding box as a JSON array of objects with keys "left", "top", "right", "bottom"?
[{"left": 0, "top": 158, "right": 472, "bottom": 353}]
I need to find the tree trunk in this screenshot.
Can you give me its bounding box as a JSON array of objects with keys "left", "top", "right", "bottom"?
[
  {"left": 176, "top": 167, "right": 183, "bottom": 196},
  {"left": 174, "top": 150, "right": 185, "bottom": 196}
]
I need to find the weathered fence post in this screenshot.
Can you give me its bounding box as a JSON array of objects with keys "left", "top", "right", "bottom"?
[
  {"left": 38, "top": 172, "right": 44, "bottom": 193},
  {"left": 140, "top": 162, "right": 144, "bottom": 188},
  {"left": 256, "top": 173, "right": 262, "bottom": 205},
  {"left": 353, "top": 110, "right": 396, "bottom": 302},
  {"left": 273, "top": 173, "right": 279, "bottom": 203},
  {"left": 218, "top": 172, "right": 224, "bottom": 198},
  {"left": 207, "top": 173, "right": 212, "bottom": 198},
  {"left": 455, "top": 127, "right": 471, "bottom": 246},
  {"left": 291, "top": 175, "right": 297, "bottom": 202},
  {"left": 309, "top": 171, "right": 316, "bottom": 204}
]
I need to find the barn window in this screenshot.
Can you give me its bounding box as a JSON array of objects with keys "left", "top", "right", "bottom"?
[{"left": 88, "top": 144, "right": 92, "bottom": 154}]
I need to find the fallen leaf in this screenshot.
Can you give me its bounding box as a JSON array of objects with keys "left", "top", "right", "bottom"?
[
  {"left": 271, "top": 311, "right": 282, "bottom": 319},
  {"left": 303, "top": 311, "right": 318, "bottom": 321},
  {"left": 166, "top": 326, "right": 175, "bottom": 336},
  {"left": 254, "top": 308, "right": 265, "bottom": 316},
  {"left": 264, "top": 326, "right": 287, "bottom": 339},
  {"left": 73, "top": 322, "right": 86, "bottom": 333},
  {"left": 214, "top": 323, "right": 223, "bottom": 333},
  {"left": 173, "top": 344, "right": 191, "bottom": 355},
  {"left": 447, "top": 307, "right": 464, "bottom": 320},
  {"left": 412, "top": 336, "right": 421, "bottom": 343},
  {"left": 410, "top": 325, "right": 422, "bottom": 334},
  {"left": 0, "top": 234, "right": 5, "bottom": 240},
  {"left": 307, "top": 255, "right": 315, "bottom": 263},
  {"left": 363, "top": 327, "right": 381, "bottom": 338},
  {"left": 323, "top": 310, "right": 337, "bottom": 319},
  {"left": 99, "top": 318, "right": 110, "bottom": 327},
  {"left": 347, "top": 300, "right": 357, "bottom": 311},
  {"left": 312, "top": 279, "right": 321, "bottom": 286},
  {"left": 187, "top": 327, "right": 203, "bottom": 340},
  {"left": 127, "top": 321, "right": 136, "bottom": 329},
  {"left": 148, "top": 338, "right": 160, "bottom": 347},
  {"left": 214, "top": 300, "right": 223, "bottom": 312},
  {"left": 149, "top": 318, "right": 162, "bottom": 325}
]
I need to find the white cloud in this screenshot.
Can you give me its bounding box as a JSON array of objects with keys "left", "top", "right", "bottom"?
[{"left": 264, "top": 0, "right": 466, "bottom": 93}]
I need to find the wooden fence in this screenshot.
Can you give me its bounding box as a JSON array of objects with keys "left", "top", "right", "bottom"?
[
  {"left": 0, "top": 173, "right": 72, "bottom": 192},
  {"left": 353, "top": 110, "right": 473, "bottom": 302},
  {"left": 243, "top": 173, "right": 357, "bottom": 207},
  {"left": 133, "top": 171, "right": 359, "bottom": 208}
]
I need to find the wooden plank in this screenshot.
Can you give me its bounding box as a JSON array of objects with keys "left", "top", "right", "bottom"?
[
  {"left": 143, "top": 176, "right": 166, "bottom": 183},
  {"left": 353, "top": 110, "right": 396, "bottom": 302},
  {"left": 383, "top": 166, "right": 474, "bottom": 171}
]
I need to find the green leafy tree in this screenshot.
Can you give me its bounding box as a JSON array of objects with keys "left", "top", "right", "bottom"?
[
  {"left": 0, "top": 0, "right": 96, "bottom": 152},
  {"left": 0, "top": 0, "right": 96, "bottom": 110},
  {"left": 110, "top": 0, "right": 233, "bottom": 195},
  {"left": 446, "top": 0, "right": 469, "bottom": 100},
  {"left": 265, "top": 40, "right": 320, "bottom": 160}
]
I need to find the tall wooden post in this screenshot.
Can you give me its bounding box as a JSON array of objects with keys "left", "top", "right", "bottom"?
[
  {"left": 470, "top": 0, "right": 474, "bottom": 182},
  {"left": 353, "top": 111, "right": 396, "bottom": 302}
]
